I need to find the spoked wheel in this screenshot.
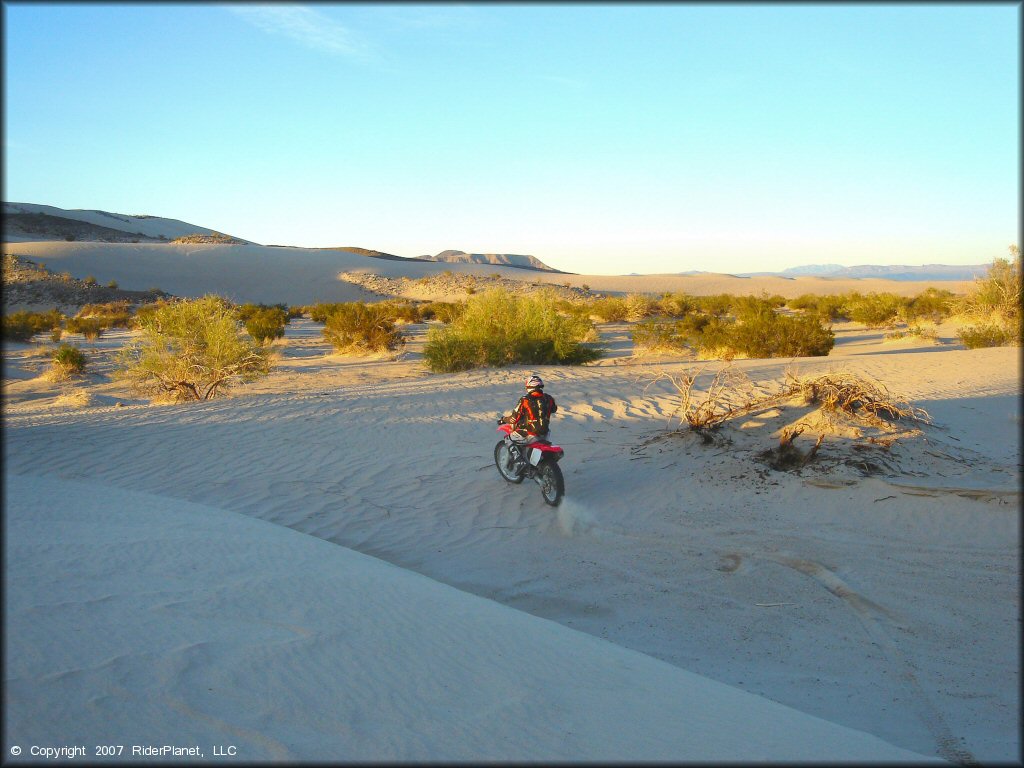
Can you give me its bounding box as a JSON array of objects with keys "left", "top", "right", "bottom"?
[
  {"left": 494, "top": 440, "right": 525, "bottom": 484},
  {"left": 537, "top": 459, "right": 564, "bottom": 506}
]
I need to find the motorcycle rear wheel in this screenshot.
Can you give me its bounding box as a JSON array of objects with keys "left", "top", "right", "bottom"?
[
  {"left": 537, "top": 459, "right": 564, "bottom": 506},
  {"left": 494, "top": 440, "right": 525, "bottom": 484}
]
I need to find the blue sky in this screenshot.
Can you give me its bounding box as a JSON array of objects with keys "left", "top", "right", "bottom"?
[{"left": 3, "top": 3, "right": 1019, "bottom": 275}]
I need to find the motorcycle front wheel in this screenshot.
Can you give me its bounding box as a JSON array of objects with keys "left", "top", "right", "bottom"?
[
  {"left": 537, "top": 459, "right": 564, "bottom": 506},
  {"left": 494, "top": 440, "right": 525, "bottom": 484}
]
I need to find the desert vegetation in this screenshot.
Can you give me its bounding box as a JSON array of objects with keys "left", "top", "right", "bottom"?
[
  {"left": 423, "top": 288, "right": 601, "bottom": 372},
  {"left": 631, "top": 295, "right": 834, "bottom": 358},
  {"left": 236, "top": 303, "right": 289, "bottom": 345},
  {"left": 116, "top": 295, "right": 272, "bottom": 402},
  {"left": 49, "top": 344, "right": 88, "bottom": 381},
  {"left": 320, "top": 302, "right": 405, "bottom": 354},
  {"left": 2, "top": 309, "right": 65, "bottom": 342},
  {"left": 954, "top": 246, "right": 1021, "bottom": 348}
]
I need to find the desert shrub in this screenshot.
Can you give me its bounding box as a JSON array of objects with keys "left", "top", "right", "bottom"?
[
  {"left": 50, "top": 327, "right": 63, "bottom": 342},
  {"left": 787, "top": 294, "right": 850, "bottom": 322},
  {"left": 692, "top": 294, "right": 734, "bottom": 317},
  {"left": 954, "top": 246, "right": 1021, "bottom": 346},
  {"left": 902, "top": 288, "right": 955, "bottom": 324},
  {"left": 84, "top": 275, "right": 98, "bottom": 286},
  {"left": 322, "top": 302, "right": 405, "bottom": 354},
  {"left": 632, "top": 319, "right": 692, "bottom": 352},
  {"left": 309, "top": 302, "right": 348, "bottom": 323},
  {"left": 77, "top": 301, "right": 132, "bottom": 328},
  {"left": 420, "top": 301, "right": 466, "bottom": 323},
  {"left": 107, "top": 280, "right": 118, "bottom": 289},
  {"left": 65, "top": 317, "right": 105, "bottom": 341},
  {"left": 844, "top": 292, "right": 908, "bottom": 328},
  {"left": 240, "top": 305, "right": 288, "bottom": 344},
  {"left": 657, "top": 293, "right": 697, "bottom": 318},
  {"left": 722, "top": 305, "right": 834, "bottom": 358},
  {"left": 379, "top": 300, "right": 422, "bottom": 324},
  {"left": 116, "top": 295, "right": 272, "bottom": 402},
  {"left": 2, "top": 309, "right": 65, "bottom": 341},
  {"left": 589, "top": 296, "right": 628, "bottom": 322},
  {"left": 885, "top": 325, "right": 938, "bottom": 342},
  {"left": 957, "top": 323, "right": 1016, "bottom": 349},
  {"left": 624, "top": 293, "right": 657, "bottom": 321},
  {"left": 286, "top": 305, "right": 305, "bottom": 320},
  {"left": 3, "top": 314, "right": 38, "bottom": 342},
  {"left": 423, "top": 288, "right": 601, "bottom": 372},
  {"left": 51, "top": 344, "right": 87, "bottom": 379},
  {"left": 132, "top": 299, "right": 173, "bottom": 328}
]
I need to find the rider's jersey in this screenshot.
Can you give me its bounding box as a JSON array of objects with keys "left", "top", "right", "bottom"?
[{"left": 511, "top": 390, "right": 557, "bottom": 436}]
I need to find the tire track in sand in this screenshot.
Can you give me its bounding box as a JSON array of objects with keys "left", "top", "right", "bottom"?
[{"left": 763, "top": 553, "right": 977, "bottom": 765}]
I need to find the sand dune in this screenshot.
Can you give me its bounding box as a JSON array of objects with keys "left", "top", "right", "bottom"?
[
  {"left": 1, "top": 241, "right": 976, "bottom": 305},
  {"left": 6, "top": 473, "right": 939, "bottom": 762}
]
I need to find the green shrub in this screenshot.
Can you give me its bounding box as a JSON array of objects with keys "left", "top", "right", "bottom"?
[
  {"left": 322, "top": 302, "right": 405, "bottom": 354},
  {"left": 589, "top": 296, "right": 628, "bottom": 322},
  {"left": 624, "top": 293, "right": 657, "bottom": 321},
  {"left": 954, "top": 246, "right": 1021, "bottom": 346},
  {"left": 2, "top": 309, "right": 64, "bottom": 341},
  {"left": 786, "top": 294, "right": 851, "bottom": 322},
  {"left": 77, "top": 301, "right": 132, "bottom": 328},
  {"left": 903, "top": 288, "right": 955, "bottom": 324},
  {"left": 51, "top": 344, "right": 87, "bottom": 378},
  {"left": 845, "top": 292, "right": 909, "bottom": 328},
  {"left": 657, "top": 293, "right": 696, "bottom": 318},
  {"left": 420, "top": 301, "right": 466, "bottom": 323},
  {"left": 423, "top": 288, "right": 601, "bottom": 372},
  {"left": 957, "top": 323, "right": 1016, "bottom": 349},
  {"left": 693, "top": 294, "right": 734, "bottom": 317},
  {"left": 632, "top": 319, "right": 692, "bottom": 352},
  {"left": 65, "top": 317, "right": 105, "bottom": 341},
  {"left": 132, "top": 299, "right": 173, "bottom": 328},
  {"left": 379, "top": 300, "right": 422, "bottom": 324},
  {"left": 116, "top": 295, "right": 272, "bottom": 402},
  {"left": 242, "top": 306, "right": 288, "bottom": 345},
  {"left": 721, "top": 305, "right": 834, "bottom": 358},
  {"left": 309, "top": 302, "right": 348, "bottom": 323}
]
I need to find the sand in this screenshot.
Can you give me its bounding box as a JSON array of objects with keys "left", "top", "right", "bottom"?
[{"left": 2, "top": 246, "right": 1019, "bottom": 762}]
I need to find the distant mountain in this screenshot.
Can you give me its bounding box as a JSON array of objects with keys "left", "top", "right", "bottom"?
[
  {"left": 2, "top": 202, "right": 254, "bottom": 244},
  {"left": 424, "top": 250, "right": 561, "bottom": 273},
  {"left": 739, "top": 263, "right": 988, "bottom": 281}
]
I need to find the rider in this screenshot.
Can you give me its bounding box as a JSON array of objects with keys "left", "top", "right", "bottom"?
[{"left": 503, "top": 373, "right": 558, "bottom": 469}]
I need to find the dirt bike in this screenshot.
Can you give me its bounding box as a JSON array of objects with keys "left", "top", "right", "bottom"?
[{"left": 494, "top": 417, "right": 565, "bottom": 506}]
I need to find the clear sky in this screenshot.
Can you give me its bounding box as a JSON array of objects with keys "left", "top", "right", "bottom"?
[{"left": 3, "top": 3, "right": 1019, "bottom": 275}]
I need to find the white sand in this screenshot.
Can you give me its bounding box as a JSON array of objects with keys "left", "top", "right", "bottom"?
[
  {"left": 2, "top": 249, "right": 1019, "bottom": 762},
  {"left": 6, "top": 474, "right": 939, "bottom": 762}
]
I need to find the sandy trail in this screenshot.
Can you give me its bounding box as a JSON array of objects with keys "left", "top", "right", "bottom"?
[{"left": 2, "top": 319, "right": 1019, "bottom": 762}]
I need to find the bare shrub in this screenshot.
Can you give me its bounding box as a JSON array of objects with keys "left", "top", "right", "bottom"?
[
  {"left": 650, "top": 364, "right": 929, "bottom": 441},
  {"left": 783, "top": 370, "right": 931, "bottom": 426}
]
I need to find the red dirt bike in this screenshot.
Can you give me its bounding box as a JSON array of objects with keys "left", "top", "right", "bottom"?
[{"left": 495, "top": 417, "right": 565, "bottom": 506}]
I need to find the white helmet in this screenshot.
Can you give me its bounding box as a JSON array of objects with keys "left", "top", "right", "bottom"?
[{"left": 525, "top": 373, "right": 544, "bottom": 390}]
